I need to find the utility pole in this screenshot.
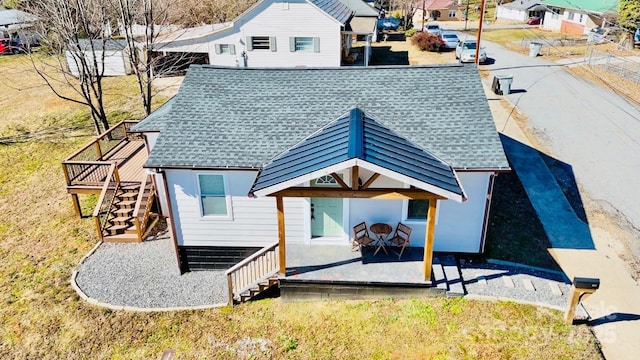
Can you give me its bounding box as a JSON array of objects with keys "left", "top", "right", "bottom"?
[
  {"left": 474, "top": 0, "right": 486, "bottom": 65},
  {"left": 464, "top": 0, "right": 470, "bottom": 31}
]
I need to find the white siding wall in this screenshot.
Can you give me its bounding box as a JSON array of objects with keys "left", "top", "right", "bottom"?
[
  {"left": 496, "top": 7, "right": 528, "bottom": 22},
  {"left": 65, "top": 50, "right": 129, "bottom": 77},
  {"left": 166, "top": 169, "right": 306, "bottom": 247},
  {"left": 542, "top": 9, "right": 563, "bottom": 31},
  {"left": 156, "top": 0, "right": 343, "bottom": 67},
  {"left": 349, "top": 171, "right": 491, "bottom": 253}
]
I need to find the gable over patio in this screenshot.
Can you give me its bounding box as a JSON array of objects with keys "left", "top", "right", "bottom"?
[{"left": 251, "top": 107, "right": 466, "bottom": 280}]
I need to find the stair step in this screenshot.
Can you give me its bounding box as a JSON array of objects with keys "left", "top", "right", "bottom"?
[
  {"left": 431, "top": 258, "right": 448, "bottom": 291},
  {"left": 117, "top": 191, "right": 139, "bottom": 199},
  {"left": 109, "top": 216, "right": 133, "bottom": 224},
  {"left": 114, "top": 208, "right": 134, "bottom": 215},
  {"left": 104, "top": 233, "right": 140, "bottom": 243},
  {"left": 116, "top": 200, "right": 137, "bottom": 207},
  {"left": 105, "top": 224, "right": 131, "bottom": 232}
]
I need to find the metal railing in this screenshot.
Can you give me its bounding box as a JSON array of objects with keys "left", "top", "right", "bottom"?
[
  {"left": 225, "top": 242, "right": 280, "bottom": 306},
  {"left": 133, "top": 173, "right": 156, "bottom": 242},
  {"left": 92, "top": 163, "right": 121, "bottom": 240},
  {"left": 62, "top": 120, "right": 139, "bottom": 186}
]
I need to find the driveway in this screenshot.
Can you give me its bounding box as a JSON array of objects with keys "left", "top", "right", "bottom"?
[{"left": 480, "top": 41, "right": 640, "bottom": 359}]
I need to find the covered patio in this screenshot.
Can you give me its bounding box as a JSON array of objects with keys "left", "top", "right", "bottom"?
[{"left": 251, "top": 107, "right": 466, "bottom": 281}]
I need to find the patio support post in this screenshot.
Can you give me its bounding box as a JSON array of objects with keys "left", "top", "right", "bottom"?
[
  {"left": 423, "top": 199, "right": 437, "bottom": 281},
  {"left": 71, "top": 194, "right": 82, "bottom": 218},
  {"left": 276, "top": 195, "right": 286, "bottom": 274}
]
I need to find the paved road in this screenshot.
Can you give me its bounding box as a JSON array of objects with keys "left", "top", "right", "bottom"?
[
  {"left": 479, "top": 41, "right": 640, "bottom": 360},
  {"left": 483, "top": 42, "right": 640, "bottom": 241}
]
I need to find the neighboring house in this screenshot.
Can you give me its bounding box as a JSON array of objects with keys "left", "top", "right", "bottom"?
[
  {"left": 542, "top": 0, "right": 619, "bottom": 35},
  {"left": 130, "top": 65, "right": 509, "bottom": 272},
  {"left": 495, "top": 0, "right": 546, "bottom": 22},
  {"left": 413, "top": 0, "right": 461, "bottom": 24},
  {"left": 340, "top": 0, "right": 379, "bottom": 41},
  {"left": 0, "top": 9, "right": 39, "bottom": 46},
  {"left": 66, "top": 39, "right": 133, "bottom": 77},
  {"left": 152, "top": 0, "right": 374, "bottom": 68}
]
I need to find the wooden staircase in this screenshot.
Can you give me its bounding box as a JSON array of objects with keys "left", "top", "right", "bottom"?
[
  {"left": 103, "top": 183, "right": 143, "bottom": 242},
  {"left": 238, "top": 276, "right": 280, "bottom": 303}
]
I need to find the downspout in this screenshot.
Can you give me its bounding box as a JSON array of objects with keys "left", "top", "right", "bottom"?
[{"left": 479, "top": 173, "right": 497, "bottom": 253}]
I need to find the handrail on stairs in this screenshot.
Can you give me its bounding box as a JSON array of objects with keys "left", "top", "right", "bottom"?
[
  {"left": 133, "top": 173, "right": 156, "bottom": 242},
  {"left": 225, "top": 241, "right": 280, "bottom": 306},
  {"left": 92, "top": 163, "right": 120, "bottom": 240}
]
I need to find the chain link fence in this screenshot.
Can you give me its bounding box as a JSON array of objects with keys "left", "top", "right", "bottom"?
[{"left": 585, "top": 48, "right": 640, "bottom": 85}]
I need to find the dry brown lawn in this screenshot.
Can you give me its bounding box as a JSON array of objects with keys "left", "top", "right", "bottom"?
[{"left": 0, "top": 52, "right": 603, "bottom": 359}]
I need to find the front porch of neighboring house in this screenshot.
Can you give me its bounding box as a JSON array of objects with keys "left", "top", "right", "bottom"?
[{"left": 62, "top": 120, "right": 158, "bottom": 243}]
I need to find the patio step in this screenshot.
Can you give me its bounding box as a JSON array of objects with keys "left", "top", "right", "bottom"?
[
  {"left": 441, "top": 255, "right": 465, "bottom": 297},
  {"left": 238, "top": 277, "right": 280, "bottom": 304},
  {"left": 103, "top": 233, "right": 139, "bottom": 243},
  {"left": 431, "top": 257, "right": 448, "bottom": 291}
]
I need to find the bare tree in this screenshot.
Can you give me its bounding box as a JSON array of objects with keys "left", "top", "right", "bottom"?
[
  {"left": 28, "top": 0, "right": 112, "bottom": 135},
  {"left": 169, "top": 0, "right": 256, "bottom": 26}
]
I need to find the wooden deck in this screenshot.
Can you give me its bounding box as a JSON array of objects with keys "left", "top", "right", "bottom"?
[{"left": 102, "top": 140, "right": 147, "bottom": 183}]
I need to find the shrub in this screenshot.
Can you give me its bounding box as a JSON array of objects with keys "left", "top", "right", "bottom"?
[
  {"left": 411, "top": 32, "right": 444, "bottom": 52},
  {"left": 405, "top": 28, "right": 417, "bottom": 38}
]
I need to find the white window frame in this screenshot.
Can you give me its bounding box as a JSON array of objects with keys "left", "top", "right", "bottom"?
[
  {"left": 448, "top": 10, "right": 457, "bottom": 18},
  {"left": 579, "top": 13, "right": 584, "bottom": 23},
  {"left": 247, "top": 36, "right": 276, "bottom": 51},
  {"left": 401, "top": 185, "right": 439, "bottom": 225},
  {"left": 568, "top": 12, "right": 575, "bottom": 21},
  {"left": 196, "top": 172, "right": 233, "bottom": 220},
  {"left": 215, "top": 44, "right": 236, "bottom": 55},
  {"left": 295, "top": 37, "right": 313, "bottom": 51},
  {"left": 551, "top": 8, "right": 560, "bottom": 20}
]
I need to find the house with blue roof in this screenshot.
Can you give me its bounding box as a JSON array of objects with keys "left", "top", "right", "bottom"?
[
  {"left": 153, "top": 0, "right": 378, "bottom": 68},
  {"left": 128, "top": 64, "right": 509, "bottom": 284}
]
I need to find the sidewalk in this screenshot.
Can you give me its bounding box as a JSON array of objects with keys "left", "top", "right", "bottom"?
[{"left": 483, "top": 71, "right": 640, "bottom": 360}]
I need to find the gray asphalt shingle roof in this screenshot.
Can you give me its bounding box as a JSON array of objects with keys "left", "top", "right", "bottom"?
[
  {"left": 141, "top": 64, "right": 509, "bottom": 170},
  {"left": 310, "top": 0, "right": 354, "bottom": 24},
  {"left": 252, "top": 107, "right": 464, "bottom": 196},
  {"left": 0, "top": 9, "right": 37, "bottom": 26},
  {"left": 76, "top": 39, "right": 128, "bottom": 51}
]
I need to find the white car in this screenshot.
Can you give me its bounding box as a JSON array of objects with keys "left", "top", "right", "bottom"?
[
  {"left": 440, "top": 32, "right": 459, "bottom": 49},
  {"left": 455, "top": 39, "right": 487, "bottom": 64},
  {"left": 423, "top": 23, "right": 441, "bottom": 36}
]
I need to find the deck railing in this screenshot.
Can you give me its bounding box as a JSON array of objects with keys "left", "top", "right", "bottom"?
[
  {"left": 133, "top": 173, "right": 156, "bottom": 242},
  {"left": 92, "top": 163, "right": 120, "bottom": 240},
  {"left": 225, "top": 241, "right": 280, "bottom": 306},
  {"left": 62, "top": 120, "right": 139, "bottom": 186}
]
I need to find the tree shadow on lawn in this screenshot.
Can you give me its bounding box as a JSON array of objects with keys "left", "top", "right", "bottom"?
[{"left": 484, "top": 170, "right": 562, "bottom": 271}]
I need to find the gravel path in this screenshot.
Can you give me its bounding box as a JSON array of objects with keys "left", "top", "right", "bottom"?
[{"left": 74, "top": 234, "right": 228, "bottom": 308}]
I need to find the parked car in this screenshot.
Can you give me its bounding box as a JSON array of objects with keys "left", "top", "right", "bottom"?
[
  {"left": 526, "top": 16, "right": 541, "bottom": 25},
  {"left": 423, "top": 23, "right": 441, "bottom": 36},
  {"left": 455, "top": 39, "right": 487, "bottom": 64},
  {"left": 635, "top": 28, "right": 640, "bottom": 42},
  {"left": 377, "top": 17, "right": 401, "bottom": 31},
  {"left": 440, "top": 32, "right": 459, "bottom": 49}
]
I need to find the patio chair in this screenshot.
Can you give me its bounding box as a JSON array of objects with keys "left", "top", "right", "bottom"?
[
  {"left": 388, "top": 223, "right": 412, "bottom": 259},
  {"left": 352, "top": 222, "right": 375, "bottom": 251}
]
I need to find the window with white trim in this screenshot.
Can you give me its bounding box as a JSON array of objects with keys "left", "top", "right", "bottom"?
[
  {"left": 198, "top": 174, "right": 228, "bottom": 216},
  {"left": 289, "top": 37, "right": 320, "bottom": 52},
  {"left": 407, "top": 199, "right": 430, "bottom": 220},
  {"left": 449, "top": 10, "right": 457, "bottom": 18},
  {"left": 579, "top": 13, "right": 584, "bottom": 23},
  {"left": 214, "top": 44, "right": 236, "bottom": 55},
  {"left": 568, "top": 12, "right": 575, "bottom": 21},
  {"left": 551, "top": 8, "right": 560, "bottom": 20}
]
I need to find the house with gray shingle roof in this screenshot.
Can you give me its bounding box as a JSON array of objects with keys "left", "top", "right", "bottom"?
[
  {"left": 153, "top": 0, "right": 378, "bottom": 69},
  {"left": 496, "top": 0, "right": 546, "bottom": 23},
  {"left": 131, "top": 64, "right": 509, "bottom": 271}
]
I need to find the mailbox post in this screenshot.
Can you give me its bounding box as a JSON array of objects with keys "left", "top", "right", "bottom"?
[{"left": 564, "top": 277, "right": 600, "bottom": 325}]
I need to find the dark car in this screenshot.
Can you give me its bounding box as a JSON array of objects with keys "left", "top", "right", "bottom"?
[
  {"left": 377, "top": 17, "right": 401, "bottom": 31},
  {"left": 526, "top": 16, "right": 541, "bottom": 25}
]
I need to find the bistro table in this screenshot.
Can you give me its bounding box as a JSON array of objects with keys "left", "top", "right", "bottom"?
[{"left": 369, "top": 223, "right": 392, "bottom": 256}]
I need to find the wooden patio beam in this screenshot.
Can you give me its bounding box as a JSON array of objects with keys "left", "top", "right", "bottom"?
[
  {"left": 351, "top": 166, "right": 359, "bottom": 189},
  {"left": 330, "top": 172, "right": 350, "bottom": 190},
  {"left": 423, "top": 200, "right": 437, "bottom": 281},
  {"left": 271, "top": 187, "right": 445, "bottom": 200},
  {"left": 276, "top": 196, "right": 286, "bottom": 275},
  {"left": 360, "top": 173, "right": 380, "bottom": 190}
]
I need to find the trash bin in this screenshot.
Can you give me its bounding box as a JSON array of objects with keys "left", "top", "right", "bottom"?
[
  {"left": 492, "top": 75, "right": 514, "bottom": 95},
  {"left": 529, "top": 41, "right": 543, "bottom": 57}
]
